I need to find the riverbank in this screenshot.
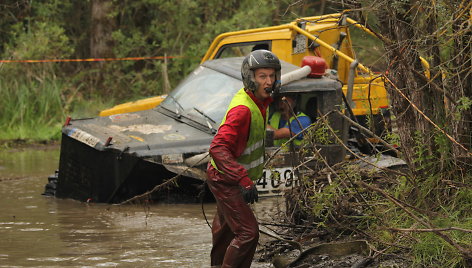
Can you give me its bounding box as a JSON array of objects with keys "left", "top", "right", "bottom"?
[
  {"left": 256, "top": 231, "right": 411, "bottom": 267},
  {"left": 0, "top": 139, "right": 60, "bottom": 152},
  {"left": 253, "top": 159, "right": 472, "bottom": 267},
  {"left": 252, "top": 166, "right": 413, "bottom": 267}
]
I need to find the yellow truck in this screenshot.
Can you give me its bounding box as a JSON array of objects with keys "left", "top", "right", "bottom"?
[{"left": 100, "top": 12, "right": 389, "bottom": 130}]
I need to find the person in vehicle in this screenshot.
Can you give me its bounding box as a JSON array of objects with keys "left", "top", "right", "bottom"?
[
  {"left": 268, "top": 94, "right": 312, "bottom": 146},
  {"left": 206, "top": 49, "right": 281, "bottom": 268}
]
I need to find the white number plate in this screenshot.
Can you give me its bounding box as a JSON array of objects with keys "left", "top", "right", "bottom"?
[
  {"left": 69, "top": 128, "right": 101, "bottom": 148},
  {"left": 256, "top": 167, "right": 299, "bottom": 195}
]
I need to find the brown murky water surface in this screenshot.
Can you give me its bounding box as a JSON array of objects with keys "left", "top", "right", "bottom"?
[{"left": 0, "top": 146, "right": 280, "bottom": 267}]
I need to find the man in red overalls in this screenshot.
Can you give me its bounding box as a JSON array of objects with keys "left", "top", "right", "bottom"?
[{"left": 207, "top": 50, "right": 281, "bottom": 268}]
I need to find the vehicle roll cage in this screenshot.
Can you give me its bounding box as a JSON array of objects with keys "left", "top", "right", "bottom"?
[
  {"left": 202, "top": 13, "right": 373, "bottom": 74},
  {"left": 202, "top": 13, "right": 430, "bottom": 78}
]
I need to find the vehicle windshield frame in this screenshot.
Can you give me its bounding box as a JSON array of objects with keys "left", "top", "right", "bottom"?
[{"left": 159, "top": 65, "right": 243, "bottom": 125}]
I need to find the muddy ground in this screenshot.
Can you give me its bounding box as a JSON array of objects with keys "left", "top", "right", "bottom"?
[{"left": 255, "top": 229, "right": 411, "bottom": 267}]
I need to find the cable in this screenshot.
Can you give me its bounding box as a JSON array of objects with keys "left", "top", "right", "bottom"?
[{"left": 199, "top": 181, "right": 212, "bottom": 229}]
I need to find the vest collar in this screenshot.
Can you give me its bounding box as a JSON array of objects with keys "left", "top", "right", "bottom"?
[{"left": 245, "top": 89, "right": 273, "bottom": 110}]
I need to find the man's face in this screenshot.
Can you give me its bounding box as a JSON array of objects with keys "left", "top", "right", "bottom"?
[
  {"left": 253, "top": 68, "right": 276, "bottom": 101},
  {"left": 278, "top": 96, "right": 295, "bottom": 119}
]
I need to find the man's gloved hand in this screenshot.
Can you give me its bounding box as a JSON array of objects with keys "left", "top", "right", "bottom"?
[{"left": 239, "top": 177, "right": 259, "bottom": 204}]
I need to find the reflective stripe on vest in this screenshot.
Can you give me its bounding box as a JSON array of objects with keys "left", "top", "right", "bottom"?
[
  {"left": 269, "top": 111, "right": 308, "bottom": 146},
  {"left": 211, "top": 88, "right": 266, "bottom": 181}
]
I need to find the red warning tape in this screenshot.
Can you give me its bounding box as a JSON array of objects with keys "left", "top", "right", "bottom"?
[{"left": 0, "top": 55, "right": 182, "bottom": 63}]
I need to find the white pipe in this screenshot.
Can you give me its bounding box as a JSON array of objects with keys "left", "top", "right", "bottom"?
[{"left": 281, "top": 65, "right": 311, "bottom": 86}]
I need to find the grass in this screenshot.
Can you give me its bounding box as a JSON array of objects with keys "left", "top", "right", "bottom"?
[
  {"left": 0, "top": 77, "right": 64, "bottom": 140},
  {"left": 0, "top": 76, "right": 117, "bottom": 142},
  {"left": 374, "top": 178, "right": 472, "bottom": 267},
  {"left": 410, "top": 217, "right": 472, "bottom": 267}
]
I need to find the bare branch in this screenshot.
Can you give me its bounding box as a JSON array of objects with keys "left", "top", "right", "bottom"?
[{"left": 389, "top": 227, "right": 472, "bottom": 233}]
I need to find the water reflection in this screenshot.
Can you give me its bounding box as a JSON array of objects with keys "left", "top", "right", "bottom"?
[
  {"left": 0, "top": 146, "right": 280, "bottom": 267},
  {"left": 0, "top": 146, "right": 59, "bottom": 178}
]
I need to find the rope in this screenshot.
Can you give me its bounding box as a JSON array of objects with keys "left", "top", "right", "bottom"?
[{"left": 0, "top": 55, "right": 182, "bottom": 63}]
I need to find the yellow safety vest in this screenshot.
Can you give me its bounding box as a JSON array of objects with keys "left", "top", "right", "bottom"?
[
  {"left": 269, "top": 111, "right": 308, "bottom": 146},
  {"left": 211, "top": 88, "right": 267, "bottom": 181}
]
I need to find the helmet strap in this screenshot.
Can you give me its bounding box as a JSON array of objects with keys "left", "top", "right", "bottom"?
[{"left": 250, "top": 71, "right": 258, "bottom": 92}]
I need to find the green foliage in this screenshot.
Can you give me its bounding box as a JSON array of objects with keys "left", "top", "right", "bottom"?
[
  {"left": 371, "top": 206, "right": 471, "bottom": 267},
  {"left": 0, "top": 74, "right": 118, "bottom": 141},
  {"left": 0, "top": 13, "right": 117, "bottom": 141},
  {"left": 309, "top": 181, "right": 340, "bottom": 219},
  {"left": 348, "top": 24, "right": 387, "bottom": 71},
  {"left": 287, "top": 1, "right": 471, "bottom": 266},
  {"left": 31, "top": 0, "right": 73, "bottom": 24},
  {"left": 0, "top": 77, "right": 65, "bottom": 140},
  {"left": 305, "top": 121, "right": 333, "bottom": 145},
  {"left": 298, "top": 163, "right": 379, "bottom": 228},
  {"left": 412, "top": 131, "right": 436, "bottom": 174},
  {"left": 410, "top": 217, "right": 472, "bottom": 267},
  {"left": 105, "top": 0, "right": 281, "bottom": 98},
  {"left": 0, "top": 0, "right": 327, "bottom": 140},
  {"left": 383, "top": 131, "right": 401, "bottom": 147},
  {"left": 433, "top": 129, "right": 451, "bottom": 159},
  {"left": 373, "top": 171, "right": 472, "bottom": 266},
  {"left": 412, "top": 234, "right": 460, "bottom": 267},
  {"left": 451, "top": 187, "right": 472, "bottom": 217},
  {"left": 1, "top": 22, "right": 74, "bottom": 76},
  {"left": 291, "top": 152, "right": 471, "bottom": 266},
  {"left": 456, "top": 97, "right": 472, "bottom": 112},
  {"left": 406, "top": 127, "right": 470, "bottom": 212},
  {"left": 0, "top": 19, "right": 75, "bottom": 141}
]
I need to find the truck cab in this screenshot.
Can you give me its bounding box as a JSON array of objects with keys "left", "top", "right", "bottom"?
[
  {"left": 101, "top": 13, "right": 390, "bottom": 133},
  {"left": 203, "top": 14, "right": 389, "bottom": 129}
]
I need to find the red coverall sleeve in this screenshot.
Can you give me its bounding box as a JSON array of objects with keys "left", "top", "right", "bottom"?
[{"left": 209, "top": 105, "right": 251, "bottom": 185}]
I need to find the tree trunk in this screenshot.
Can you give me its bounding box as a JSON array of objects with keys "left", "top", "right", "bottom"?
[
  {"left": 450, "top": 1, "right": 472, "bottom": 165},
  {"left": 374, "top": 0, "right": 471, "bottom": 182},
  {"left": 162, "top": 53, "right": 171, "bottom": 94},
  {"left": 90, "top": 0, "right": 115, "bottom": 59},
  {"left": 376, "top": 4, "right": 434, "bottom": 173}
]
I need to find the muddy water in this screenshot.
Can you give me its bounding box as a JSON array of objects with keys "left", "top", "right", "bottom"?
[{"left": 0, "top": 146, "right": 281, "bottom": 267}]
